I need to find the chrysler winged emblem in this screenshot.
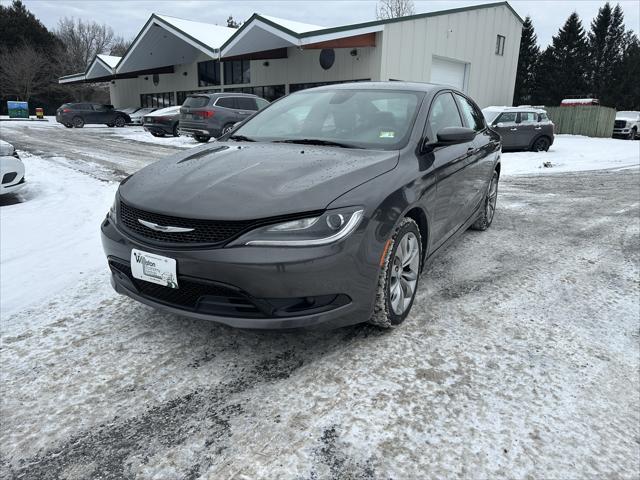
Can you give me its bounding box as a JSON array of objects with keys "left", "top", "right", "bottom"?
[{"left": 138, "top": 219, "right": 194, "bottom": 233}]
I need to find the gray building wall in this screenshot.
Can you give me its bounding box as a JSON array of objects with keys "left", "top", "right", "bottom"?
[
  {"left": 109, "top": 6, "right": 521, "bottom": 109},
  {"left": 379, "top": 3, "right": 522, "bottom": 107}
]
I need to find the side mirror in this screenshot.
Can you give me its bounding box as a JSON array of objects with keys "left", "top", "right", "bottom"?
[
  {"left": 495, "top": 122, "right": 503, "bottom": 128},
  {"left": 436, "top": 126, "right": 475, "bottom": 144}
]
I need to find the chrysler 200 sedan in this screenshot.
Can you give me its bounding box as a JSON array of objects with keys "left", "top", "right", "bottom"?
[{"left": 101, "top": 82, "right": 501, "bottom": 329}]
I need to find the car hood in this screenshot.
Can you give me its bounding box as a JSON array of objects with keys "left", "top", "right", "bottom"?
[{"left": 120, "top": 142, "right": 399, "bottom": 220}]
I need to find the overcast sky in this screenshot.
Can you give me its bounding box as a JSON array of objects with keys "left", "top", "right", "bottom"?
[{"left": 17, "top": 0, "right": 640, "bottom": 48}]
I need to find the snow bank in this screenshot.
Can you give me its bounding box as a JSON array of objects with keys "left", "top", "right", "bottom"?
[
  {"left": 501, "top": 135, "right": 640, "bottom": 176},
  {"left": 0, "top": 153, "right": 117, "bottom": 318}
]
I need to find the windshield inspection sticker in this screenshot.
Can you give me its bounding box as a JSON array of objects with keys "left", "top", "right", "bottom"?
[
  {"left": 379, "top": 131, "right": 395, "bottom": 138},
  {"left": 131, "top": 249, "right": 178, "bottom": 289}
]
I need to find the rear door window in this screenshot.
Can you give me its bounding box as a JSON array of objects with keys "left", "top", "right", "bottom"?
[
  {"left": 235, "top": 97, "right": 258, "bottom": 111},
  {"left": 215, "top": 97, "right": 236, "bottom": 109},
  {"left": 183, "top": 96, "right": 210, "bottom": 108},
  {"left": 455, "top": 94, "right": 485, "bottom": 131}
]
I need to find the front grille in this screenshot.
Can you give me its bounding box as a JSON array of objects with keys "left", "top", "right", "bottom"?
[
  {"left": 119, "top": 201, "right": 253, "bottom": 245},
  {"left": 109, "top": 259, "right": 264, "bottom": 317},
  {"left": 614, "top": 120, "right": 627, "bottom": 128}
]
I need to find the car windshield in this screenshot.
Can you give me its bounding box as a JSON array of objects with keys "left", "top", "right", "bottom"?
[
  {"left": 232, "top": 89, "right": 424, "bottom": 150},
  {"left": 617, "top": 111, "right": 638, "bottom": 119}
]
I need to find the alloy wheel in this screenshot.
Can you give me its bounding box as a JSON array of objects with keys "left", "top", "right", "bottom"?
[
  {"left": 486, "top": 174, "right": 499, "bottom": 224},
  {"left": 533, "top": 137, "right": 549, "bottom": 151},
  {"left": 389, "top": 232, "right": 420, "bottom": 315}
]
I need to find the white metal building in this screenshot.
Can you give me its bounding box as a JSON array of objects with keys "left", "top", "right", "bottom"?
[{"left": 59, "top": 1, "right": 523, "bottom": 108}]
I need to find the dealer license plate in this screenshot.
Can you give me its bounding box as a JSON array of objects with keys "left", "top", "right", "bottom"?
[{"left": 130, "top": 249, "right": 178, "bottom": 289}]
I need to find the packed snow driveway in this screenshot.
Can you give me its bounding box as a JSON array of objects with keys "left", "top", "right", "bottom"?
[{"left": 1, "top": 155, "right": 638, "bottom": 477}]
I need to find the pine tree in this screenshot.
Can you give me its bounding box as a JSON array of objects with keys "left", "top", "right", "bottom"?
[
  {"left": 613, "top": 32, "right": 640, "bottom": 110},
  {"left": 534, "top": 12, "right": 589, "bottom": 105},
  {"left": 513, "top": 16, "right": 540, "bottom": 105},
  {"left": 587, "top": 2, "right": 612, "bottom": 100}
]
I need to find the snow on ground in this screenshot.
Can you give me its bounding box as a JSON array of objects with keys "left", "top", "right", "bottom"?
[
  {"left": 501, "top": 134, "right": 640, "bottom": 175},
  {"left": 0, "top": 115, "right": 199, "bottom": 149},
  {"left": 0, "top": 152, "right": 117, "bottom": 318}
]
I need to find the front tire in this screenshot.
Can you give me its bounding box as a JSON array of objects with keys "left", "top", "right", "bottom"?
[
  {"left": 115, "top": 116, "right": 126, "bottom": 128},
  {"left": 369, "top": 217, "right": 422, "bottom": 328},
  {"left": 628, "top": 128, "right": 637, "bottom": 140},
  {"left": 72, "top": 116, "right": 84, "bottom": 128},
  {"left": 471, "top": 170, "right": 499, "bottom": 231},
  {"left": 172, "top": 123, "right": 180, "bottom": 137},
  {"left": 194, "top": 134, "right": 210, "bottom": 143}
]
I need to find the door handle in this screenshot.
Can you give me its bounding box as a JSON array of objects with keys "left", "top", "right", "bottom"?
[
  {"left": 510, "top": 128, "right": 518, "bottom": 131},
  {"left": 534, "top": 127, "right": 542, "bottom": 130}
]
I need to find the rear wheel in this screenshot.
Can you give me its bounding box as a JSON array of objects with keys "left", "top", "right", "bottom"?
[
  {"left": 471, "top": 170, "right": 499, "bottom": 231},
  {"left": 72, "top": 116, "right": 84, "bottom": 128},
  {"left": 369, "top": 218, "right": 422, "bottom": 328},
  {"left": 194, "top": 134, "right": 210, "bottom": 143},
  {"left": 531, "top": 136, "right": 550, "bottom": 152},
  {"left": 115, "top": 116, "right": 126, "bottom": 128},
  {"left": 221, "top": 123, "right": 235, "bottom": 135}
]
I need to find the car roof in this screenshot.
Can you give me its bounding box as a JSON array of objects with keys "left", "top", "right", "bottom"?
[
  {"left": 188, "top": 92, "right": 259, "bottom": 98},
  {"left": 298, "top": 81, "right": 450, "bottom": 93},
  {"left": 483, "top": 105, "right": 547, "bottom": 113}
]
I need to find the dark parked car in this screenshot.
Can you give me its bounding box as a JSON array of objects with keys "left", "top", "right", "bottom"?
[
  {"left": 142, "top": 106, "right": 181, "bottom": 137},
  {"left": 101, "top": 82, "right": 501, "bottom": 329},
  {"left": 179, "top": 93, "right": 269, "bottom": 142},
  {"left": 56, "top": 103, "right": 130, "bottom": 128},
  {"left": 482, "top": 106, "right": 554, "bottom": 151}
]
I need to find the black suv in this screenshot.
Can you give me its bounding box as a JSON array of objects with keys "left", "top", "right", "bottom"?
[{"left": 56, "top": 103, "right": 131, "bottom": 128}]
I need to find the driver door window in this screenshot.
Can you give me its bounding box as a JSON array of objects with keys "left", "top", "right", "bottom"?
[{"left": 428, "top": 92, "right": 462, "bottom": 141}]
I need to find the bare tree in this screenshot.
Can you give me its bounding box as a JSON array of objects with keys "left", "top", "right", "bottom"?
[
  {"left": 109, "top": 35, "right": 131, "bottom": 57},
  {"left": 376, "top": 0, "right": 415, "bottom": 19},
  {"left": 0, "top": 44, "right": 52, "bottom": 100},
  {"left": 55, "top": 17, "right": 114, "bottom": 73}
]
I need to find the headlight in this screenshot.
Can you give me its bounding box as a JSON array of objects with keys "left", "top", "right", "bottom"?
[
  {"left": 108, "top": 196, "right": 117, "bottom": 223},
  {"left": 234, "top": 207, "right": 364, "bottom": 247}
]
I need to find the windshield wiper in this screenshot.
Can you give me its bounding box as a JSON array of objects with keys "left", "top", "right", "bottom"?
[
  {"left": 272, "top": 138, "right": 362, "bottom": 149},
  {"left": 229, "top": 134, "right": 255, "bottom": 142}
]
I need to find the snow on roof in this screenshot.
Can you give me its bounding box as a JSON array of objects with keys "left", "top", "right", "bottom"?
[
  {"left": 258, "top": 15, "right": 324, "bottom": 34},
  {"left": 97, "top": 54, "right": 121, "bottom": 68},
  {"left": 156, "top": 14, "right": 236, "bottom": 50}
]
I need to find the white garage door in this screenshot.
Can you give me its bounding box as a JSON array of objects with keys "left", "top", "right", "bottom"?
[{"left": 430, "top": 57, "right": 468, "bottom": 91}]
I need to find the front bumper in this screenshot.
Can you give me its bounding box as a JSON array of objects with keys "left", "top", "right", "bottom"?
[
  {"left": 613, "top": 128, "right": 631, "bottom": 135},
  {"left": 101, "top": 216, "right": 378, "bottom": 329}
]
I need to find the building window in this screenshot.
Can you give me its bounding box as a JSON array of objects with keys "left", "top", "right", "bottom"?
[
  {"left": 140, "top": 92, "right": 175, "bottom": 108},
  {"left": 197, "top": 60, "right": 221, "bottom": 87},
  {"left": 224, "top": 85, "right": 286, "bottom": 101},
  {"left": 223, "top": 60, "right": 250, "bottom": 85},
  {"left": 495, "top": 35, "right": 505, "bottom": 56}
]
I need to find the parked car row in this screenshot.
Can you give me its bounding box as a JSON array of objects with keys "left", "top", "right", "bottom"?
[{"left": 54, "top": 94, "right": 270, "bottom": 142}]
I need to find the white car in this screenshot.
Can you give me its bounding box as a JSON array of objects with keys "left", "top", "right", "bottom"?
[
  {"left": 128, "top": 107, "right": 157, "bottom": 125},
  {"left": 0, "top": 140, "right": 25, "bottom": 195},
  {"left": 613, "top": 111, "right": 640, "bottom": 140}
]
